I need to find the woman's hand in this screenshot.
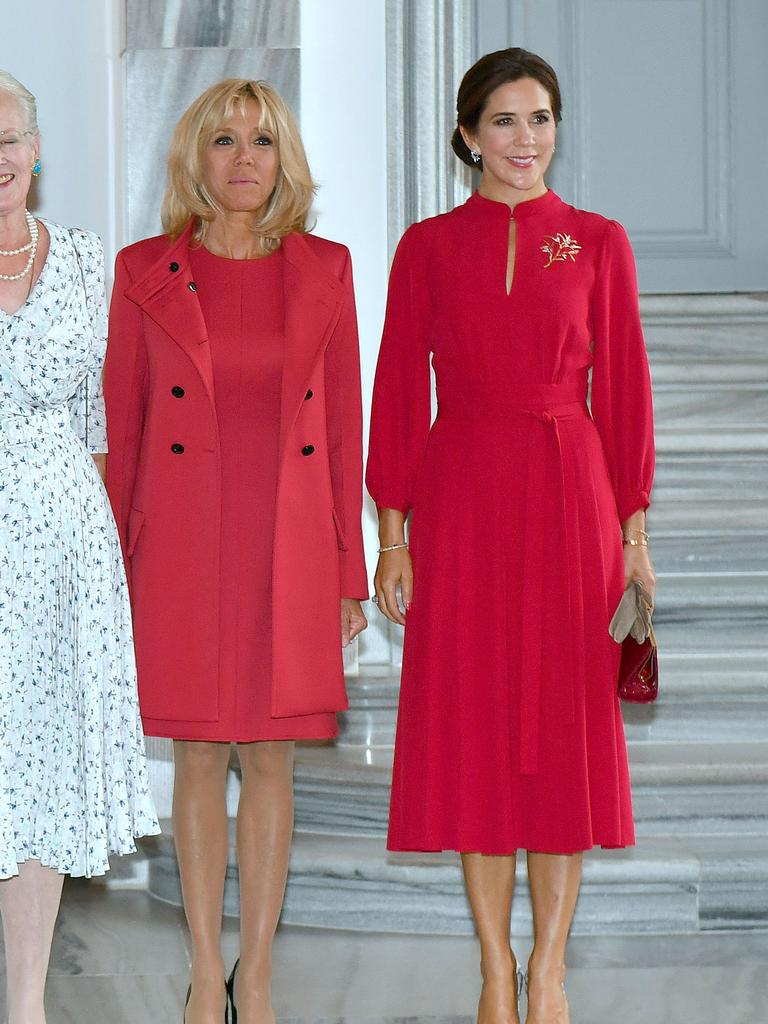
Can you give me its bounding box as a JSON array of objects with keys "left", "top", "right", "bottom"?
[
  {"left": 92, "top": 453, "right": 107, "bottom": 485},
  {"left": 373, "top": 548, "right": 413, "bottom": 626},
  {"left": 624, "top": 544, "right": 656, "bottom": 604},
  {"left": 341, "top": 598, "right": 368, "bottom": 647}
]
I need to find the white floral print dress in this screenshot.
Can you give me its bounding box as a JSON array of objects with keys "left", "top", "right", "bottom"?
[{"left": 0, "top": 220, "right": 159, "bottom": 878}]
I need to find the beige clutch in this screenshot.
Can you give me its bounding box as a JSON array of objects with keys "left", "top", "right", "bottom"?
[{"left": 609, "top": 580, "right": 653, "bottom": 644}]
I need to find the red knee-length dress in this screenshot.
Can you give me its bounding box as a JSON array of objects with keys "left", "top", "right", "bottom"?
[
  {"left": 366, "top": 190, "right": 655, "bottom": 854},
  {"left": 143, "top": 245, "right": 337, "bottom": 741}
]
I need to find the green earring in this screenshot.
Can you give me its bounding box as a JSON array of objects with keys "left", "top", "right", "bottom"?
[{"left": 32, "top": 159, "right": 42, "bottom": 176}]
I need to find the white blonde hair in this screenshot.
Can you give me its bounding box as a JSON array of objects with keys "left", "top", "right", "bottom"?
[
  {"left": 0, "top": 69, "right": 38, "bottom": 133},
  {"left": 161, "top": 78, "right": 315, "bottom": 251}
]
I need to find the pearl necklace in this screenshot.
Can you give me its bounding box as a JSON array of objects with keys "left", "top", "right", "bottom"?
[{"left": 0, "top": 210, "right": 38, "bottom": 281}]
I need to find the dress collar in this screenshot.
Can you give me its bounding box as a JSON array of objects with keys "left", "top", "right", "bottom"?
[{"left": 465, "top": 188, "right": 561, "bottom": 221}]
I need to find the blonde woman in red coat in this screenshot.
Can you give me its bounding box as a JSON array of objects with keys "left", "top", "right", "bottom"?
[
  {"left": 105, "top": 79, "right": 368, "bottom": 1023},
  {"left": 367, "top": 50, "right": 655, "bottom": 1024}
]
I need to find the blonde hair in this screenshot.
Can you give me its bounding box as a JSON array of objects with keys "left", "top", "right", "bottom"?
[
  {"left": 161, "top": 79, "right": 315, "bottom": 251},
  {"left": 0, "top": 69, "right": 39, "bottom": 134}
]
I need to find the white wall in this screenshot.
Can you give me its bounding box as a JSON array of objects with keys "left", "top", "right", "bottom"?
[
  {"left": 301, "top": 0, "right": 390, "bottom": 658},
  {"left": 300, "top": 0, "right": 389, "bottom": 425},
  {"left": 0, "top": 0, "right": 122, "bottom": 263}
]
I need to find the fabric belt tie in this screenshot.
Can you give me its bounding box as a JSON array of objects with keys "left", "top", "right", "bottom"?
[
  {"left": 435, "top": 378, "right": 588, "bottom": 776},
  {"left": 0, "top": 407, "right": 72, "bottom": 451},
  {"left": 518, "top": 403, "right": 580, "bottom": 775}
]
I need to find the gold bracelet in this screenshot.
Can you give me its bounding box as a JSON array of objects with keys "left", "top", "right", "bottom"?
[
  {"left": 623, "top": 536, "right": 649, "bottom": 547},
  {"left": 378, "top": 542, "right": 408, "bottom": 553}
]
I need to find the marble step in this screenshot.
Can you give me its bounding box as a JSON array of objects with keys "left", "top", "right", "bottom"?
[
  {"left": 648, "top": 533, "right": 766, "bottom": 573},
  {"left": 339, "top": 651, "right": 768, "bottom": 748},
  {"left": 653, "top": 384, "right": 767, "bottom": 435},
  {"left": 648, "top": 455, "right": 768, "bottom": 530},
  {"left": 652, "top": 570, "right": 766, "bottom": 612},
  {"left": 655, "top": 423, "right": 767, "bottom": 454},
  {"left": 641, "top": 292, "right": 768, "bottom": 324},
  {"left": 652, "top": 455, "right": 767, "bottom": 500},
  {"left": 143, "top": 824, "right": 768, "bottom": 935},
  {"left": 289, "top": 743, "right": 768, "bottom": 840},
  {"left": 648, "top": 497, "right": 767, "bottom": 532},
  {"left": 643, "top": 313, "right": 768, "bottom": 369}
]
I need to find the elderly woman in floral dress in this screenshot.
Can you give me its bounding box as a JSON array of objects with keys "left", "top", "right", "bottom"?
[{"left": 0, "top": 69, "right": 158, "bottom": 1024}]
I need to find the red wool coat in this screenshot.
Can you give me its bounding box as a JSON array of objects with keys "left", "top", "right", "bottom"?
[{"left": 105, "top": 224, "right": 368, "bottom": 725}]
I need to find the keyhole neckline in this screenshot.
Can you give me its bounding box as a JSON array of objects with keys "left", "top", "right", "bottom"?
[{"left": 466, "top": 188, "right": 560, "bottom": 222}]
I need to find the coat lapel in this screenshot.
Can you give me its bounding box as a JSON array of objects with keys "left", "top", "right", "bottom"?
[
  {"left": 279, "top": 233, "right": 344, "bottom": 453},
  {"left": 124, "top": 227, "right": 343, "bottom": 441},
  {"left": 124, "top": 222, "right": 215, "bottom": 406}
]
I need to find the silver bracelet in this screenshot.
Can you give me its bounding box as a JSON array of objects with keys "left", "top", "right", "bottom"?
[{"left": 378, "top": 542, "right": 408, "bottom": 553}]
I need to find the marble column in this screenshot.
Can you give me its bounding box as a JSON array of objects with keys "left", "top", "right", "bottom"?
[
  {"left": 124, "top": 0, "right": 300, "bottom": 244},
  {"left": 361, "top": 0, "right": 476, "bottom": 670}
]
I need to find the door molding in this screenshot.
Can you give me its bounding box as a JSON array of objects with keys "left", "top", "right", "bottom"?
[{"left": 560, "top": 0, "right": 734, "bottom": 260}]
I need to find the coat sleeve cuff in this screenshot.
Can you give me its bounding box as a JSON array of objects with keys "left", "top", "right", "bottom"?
[{"left": 617, "top": 490, "right": 651, "bottom": 524}]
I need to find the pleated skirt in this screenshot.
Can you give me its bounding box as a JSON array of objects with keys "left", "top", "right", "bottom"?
[
  {"left": 0, "top": 426, "right": 159, "bottom": 878},
  {"left": 388, "top": 402, "right": 635, "bottom": 854}
]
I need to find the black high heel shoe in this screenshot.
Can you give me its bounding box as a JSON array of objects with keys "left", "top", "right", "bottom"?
[{"left": 226, "top": 959, "right": 239, "bottom": 1023}]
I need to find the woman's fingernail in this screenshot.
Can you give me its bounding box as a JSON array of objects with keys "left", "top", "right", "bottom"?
[{"left": 405, "top": 602, "right": 412, "bottom": 611}]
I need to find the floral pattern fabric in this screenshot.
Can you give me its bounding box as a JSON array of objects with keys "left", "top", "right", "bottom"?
[{"left": 0, "top": 220, "right": 159, "bottom": 878}]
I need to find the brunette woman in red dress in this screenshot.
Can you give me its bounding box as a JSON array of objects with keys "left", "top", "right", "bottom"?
[
  {"left": 367, "top": 49, "right": 655, "bottom": 1024},
  {"left": 105, "top": 79, "right": 368, "bottom": 1024}
]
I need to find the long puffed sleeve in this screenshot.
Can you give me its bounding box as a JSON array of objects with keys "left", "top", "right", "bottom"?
[
  {"left": 590, "top": 220, "right": 655, "bottom": 523},
  {"left": 324, "top": 248, "right": 369, "bottom": 599},
  {"left": 104, "top": 251, "right": 148, "bottom": 570},
  {"left": 366, "top": 225, "right": 433, "bottom": 517}
]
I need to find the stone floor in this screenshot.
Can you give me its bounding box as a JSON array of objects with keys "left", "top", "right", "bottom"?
[{"left": 1, "top": 880, "right": 767, "bottom": 1023}]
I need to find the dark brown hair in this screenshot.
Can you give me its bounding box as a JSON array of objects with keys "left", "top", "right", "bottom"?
[{"left": 452, "top": 48, "right": 562, "bottom": 169}]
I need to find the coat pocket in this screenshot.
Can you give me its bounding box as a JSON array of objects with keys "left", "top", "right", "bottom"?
[
  {"left": 127, "top": 507, "right": 146, "bottom": 557},
  {"left": 331, "top": 508, "right": 348, "bottom": 551}
]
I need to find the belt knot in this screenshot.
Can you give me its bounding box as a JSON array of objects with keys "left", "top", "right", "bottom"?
[{"left": 527, "top": 409, "right": 557, "bottom": 426}]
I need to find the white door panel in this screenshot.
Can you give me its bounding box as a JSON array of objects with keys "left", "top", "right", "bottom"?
[{"left": 477, "top": 0, "right": 768, "bottom": 293}]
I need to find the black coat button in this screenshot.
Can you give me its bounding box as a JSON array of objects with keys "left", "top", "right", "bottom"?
[
  {"left": 188, "top": 281, "right": 197, "bottom": 292},
  {"left": 171, "top": 386, "right": 185, "bottom": 398},
  {"left": 171, "top": 443, "right": 185, "bottom": 454},
  {"left": 169, "top": 261, "right": 179, "bottom": 272},
  {"left": 304, "top": 389, "right": 313, "bottom": 400},
  {"left": 301, "top": 444, "right": 315, "bottom": 456}
]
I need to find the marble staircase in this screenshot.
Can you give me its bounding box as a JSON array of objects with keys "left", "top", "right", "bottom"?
[{"left": 145, "top": 295, "right": 768, "bottom": 935}]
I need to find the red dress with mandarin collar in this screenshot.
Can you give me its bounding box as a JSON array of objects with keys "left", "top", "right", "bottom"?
[{"left": 366, "top": 190, "right": 655, "bottom": 853}]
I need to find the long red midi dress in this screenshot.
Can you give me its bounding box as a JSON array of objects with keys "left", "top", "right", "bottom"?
[
  {"left": 143, "top": 245, "right": 337, "bottom": 742},
  {"left": 366, "top": 190, "right": 655, "bottom": 854}
]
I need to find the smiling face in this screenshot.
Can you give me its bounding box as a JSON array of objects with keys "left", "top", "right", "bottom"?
[
  {"left": 461, "top": 77, "right": 556, "bottom": 200},
  {"left": 0, "top": 91, "right": 39, "bottom": 217},
  {"left": 200, "top": 98, "right": 280, "bottom": 218}
]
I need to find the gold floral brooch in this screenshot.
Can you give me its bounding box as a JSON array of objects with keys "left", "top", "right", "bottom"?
[{"left": 541, "top": 233, "right": 582, "bottom": 268}]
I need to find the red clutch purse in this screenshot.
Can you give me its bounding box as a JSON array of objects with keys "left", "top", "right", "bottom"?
[{"left": 618, "top": 621, "right": 658, "bottom": 703}]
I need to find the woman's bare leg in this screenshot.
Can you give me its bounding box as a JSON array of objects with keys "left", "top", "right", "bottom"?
[
  {"left": 172, "top": 739, "right": 231, "bottom": 1023},
  {"left": 461, "top": 852, "right": 521, "bottom": 1024},
  {"left": 232, "top": 740, "right": 295, "bottom": 1024},
  {"left": 525, "top": 851, "right": 582, "bottom": 1024},
  {"left": 0, "top": 859, "right": 64, "bottom": 1024}
]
